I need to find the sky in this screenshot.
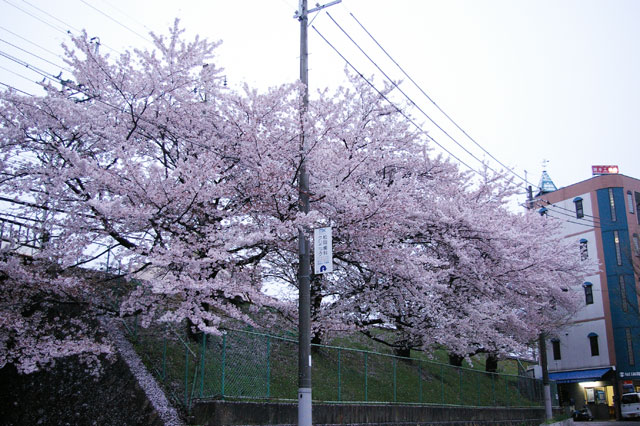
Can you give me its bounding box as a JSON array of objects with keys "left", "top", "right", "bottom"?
[{"left": 1, "top": 0, "right": 640, "bottom": 202}]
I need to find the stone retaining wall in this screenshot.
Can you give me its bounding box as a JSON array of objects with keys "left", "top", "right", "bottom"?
[{"left": 191, "top": 400, "right": 550, "bottom": 426}]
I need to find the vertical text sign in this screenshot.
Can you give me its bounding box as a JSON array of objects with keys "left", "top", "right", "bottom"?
[{"left": 314, "top": 227, "right": 333, "bottom": 274}]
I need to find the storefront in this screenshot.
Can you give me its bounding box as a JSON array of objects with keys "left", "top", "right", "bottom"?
[
  {"left": 620, "top": 371, "right": 640, "bottom": 393},
  {"left": 549, "top": 367, "right": 616, "bottom": 420}
]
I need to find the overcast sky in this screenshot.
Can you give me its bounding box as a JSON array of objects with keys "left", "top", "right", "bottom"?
[{"left": 1, "top": 0, "right": 639, "bottom": 201}]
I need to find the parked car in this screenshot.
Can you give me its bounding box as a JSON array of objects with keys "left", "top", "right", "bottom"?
[
  {"left": 622, "top": 392, "right": 640, "bottom": 419},
  {"left": 572, "top": 407, "right": 594, "bottom": 421}
]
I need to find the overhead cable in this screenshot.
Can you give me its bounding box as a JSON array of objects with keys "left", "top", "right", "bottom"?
[
  {"left": 326, "top": 12, "right": 500, "bottom": 177},
  {"left": 312, "top": 24, "right": 483, "bottom": 177},
  {"left": 78, "top": 0, "right": 153, "bottom": 45},
  {"left": 347, "top": 11, "right": 532, "bottom": 188},
  {"left": 0, "top": 80, "right": 33, "bottom": 95}
]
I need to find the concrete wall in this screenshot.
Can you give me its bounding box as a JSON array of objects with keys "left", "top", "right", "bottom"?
[{"left": 191, "top": 400, "right": 551, "bottom": 426}]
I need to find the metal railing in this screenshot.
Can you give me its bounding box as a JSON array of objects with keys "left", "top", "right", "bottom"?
[{"left": 124, "top": 322, "right": 552, "bottom": 412}]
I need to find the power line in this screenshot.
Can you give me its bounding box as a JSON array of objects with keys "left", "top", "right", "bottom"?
[
  {"left": 3, "top": 0, "right": 121, "bottom": 55},
  {"left": 3, "top": 0, "right": 69, "bottom": 35},
  {"left": 77, "top": 0, "right": 153, "bottom": 45},
  {"left": 312, "top": 24, "right": 483, "bottom": 177},
  {"left": 100, "top": 0, "right": 153, "bottom": 34},
  {"left": 544, "top": 208, "right": 601, "bottom": 229},
  {"left": 0, "top": 25, "right": 69, "bottom": 67},
  {"left": 0, "top": 63, "right": 41, "bottom": 84},
  {"left": 0, "top": 49, "right": 60, "bottom": 82},
  {"left": 313, "top": 18, "right": 600, "bottom": 228},
  {"left": 347, "top": 11, "right": 533, "bottom": 188},
  {"left": 0, "top": 37, "right": 70, "bottom": 73},
  {"left": 0, "top": 80, "right": 33, "bottom": 96},
  {"left": 539, "top": 198, "right": 601, "bottom": 223},
  {"left": 546, "top": 213, "right": 601, "bottom": 230},
  {"left": 325, "top": 11, "right": 500, "bottom": 178},
  {"left": 20, "top": 0, "right": 82, "bottom": 33}
]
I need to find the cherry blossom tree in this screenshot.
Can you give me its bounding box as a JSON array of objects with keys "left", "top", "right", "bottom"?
[
  {"left": 0, "top": 21, "right": 593, "bottom": 375},
  {"left": 301, "top": 156, "right": 595, "bottom": 361},
  {"left": 0, "top": 22, "right": 304, "bottom": 371}
]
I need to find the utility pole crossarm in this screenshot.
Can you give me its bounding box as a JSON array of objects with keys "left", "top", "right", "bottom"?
[{"left": 294, "top": 0, "right": 342, "bottom": 19}]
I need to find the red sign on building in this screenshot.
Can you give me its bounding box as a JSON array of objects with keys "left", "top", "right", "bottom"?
[{"left": 592, "top": 165, "right": 619, "bottom": 175}]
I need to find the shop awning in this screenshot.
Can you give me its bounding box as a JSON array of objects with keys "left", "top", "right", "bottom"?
[{"left": 549, "top": 367, "right": 612, "bottom": 384}]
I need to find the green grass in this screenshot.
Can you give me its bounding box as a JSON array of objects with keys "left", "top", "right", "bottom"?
[{"left": 124, "top": 321, "right": 545, "bottom": 411}]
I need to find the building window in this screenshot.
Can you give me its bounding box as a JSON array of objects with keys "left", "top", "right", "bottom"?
[
  {"left": 609, "top": 188, "right": 617, "bottom": 222},
  {"left": 580, "top": 239, "right": 589, "bottom": 261},
  {"left": 574, "top": 197, "right": 584, "bottom": 218},
  {"left": 583, "top": 282, "right": 593, "bottom": 305},
  {"left": 614, "top": 231, "right": 622, "bottom": 266},
  {"left": 634, "top": 234, "right": 640, "bottom": 256},
  {"left": 619, "top": 275, "right": 628, "bottom": 312},
  {"left": 636, "top": 192, "right": 640, "bottom": 225},
  {"left": 551, "top": 338, "right": 561, "bottom": 360},
  {"left": 588, "top": 333, "right": 599, "bottom": 356},
  {"left": 628, "top": 191, "right": 635, "bottom": 214},
  {"left": 627, "top": 328, "right": 635, "bottom": 366}
]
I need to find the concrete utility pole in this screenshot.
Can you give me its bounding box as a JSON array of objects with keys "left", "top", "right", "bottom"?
[
  {"left": 295, "top": 1, "right": 341, "bottom": 425},
  {"left": 297, "top": 1, "right": 312, "bottom": 425},
  {"left": 538, "top": 334, "right": 553, "bottom": 420},
  {"left": 528, "top": 187, "right": 552, "bottom": 420}
]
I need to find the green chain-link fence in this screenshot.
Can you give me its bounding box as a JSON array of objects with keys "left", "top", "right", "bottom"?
[{"left": 122, "top": 321, "right": 555, "bottom": 412}]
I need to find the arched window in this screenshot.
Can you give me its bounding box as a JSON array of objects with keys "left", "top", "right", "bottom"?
[
  {"left": 583, "top": 282, "right": 593, "bottom": 305},
  {"left": 551, "top": 338, "right": 561, "bottom": 360},
  {"left": 588, "top": 333, "right": 599, "bottom": 356},
  {"left": 580, "top": 239, "right": 588, "bottom": 261},
  {"left": 574, "top": 197, "right": 584, "bottom": 218}
]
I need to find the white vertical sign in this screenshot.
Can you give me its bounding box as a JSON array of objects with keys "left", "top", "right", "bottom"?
[{"left": 314, "top": 227, "right": 333, "bottom": 274}]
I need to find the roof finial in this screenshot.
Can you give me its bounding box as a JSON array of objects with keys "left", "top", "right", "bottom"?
[{"left": 537, "top": 165, "right": 557, "bottom": 196}]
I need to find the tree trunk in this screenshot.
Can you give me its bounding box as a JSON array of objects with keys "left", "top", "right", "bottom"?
[
  {"left": 448, "top": 353, "right": 464, "bottom": 367},
  {"left": 310, "top": 274, "right": 324, "bottom": 351},
  {"left": 393, "top": 346, "right": 411, "bottom": 359},
  {"left": 485, "top": 353, "right": 498, "bottom": 372}
]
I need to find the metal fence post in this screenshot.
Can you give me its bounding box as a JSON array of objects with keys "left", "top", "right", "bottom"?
[
  {"left": 200, "top": 333, "right": 207, "bottom": 398},
  {"left": 441, "top": 364, "right": 444, "bottom": 405},
  {"left": 184, "top": 344, "right": 189, "bottom": 407},
  {"left": 364, "top": 352, "right": 368, "bottom": 402},
  {"left": 492, "top": 373, "right": 496, "bottom": 406},
  {"left": 393, "top": 357, "right": 397, "bottom": 403},
  {"left": 418, "top": 362, "right": 423, "bottom": 403},
  {"left": 221, "top": 333, "right": 226, "bottom": 398},
  {"left": 338, "top": 349, "right": 342, "bottom": 401},
  {"left": 458, "top": 368, "right": 462, "bottom": 406},
  {"left": 506, "top": 375, "right": 509, "bottom": 407},
  {"left": 266, "top": 335, "right": 271, "bottom": 398}
]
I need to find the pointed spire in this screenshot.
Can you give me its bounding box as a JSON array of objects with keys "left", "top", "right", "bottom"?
[{"left": 537, "top": 170, "right": 557, "bottom": 195}]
